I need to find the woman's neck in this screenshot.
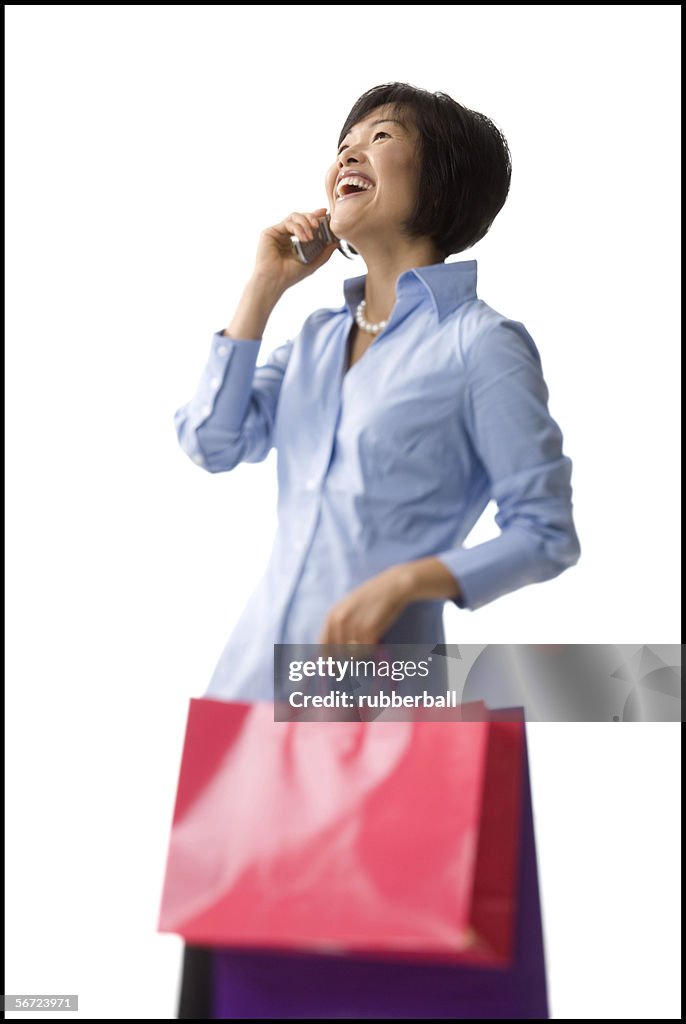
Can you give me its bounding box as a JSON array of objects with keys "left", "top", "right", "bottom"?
[{"left": 358, "top": 237, "right": 445, "bottom": 325}]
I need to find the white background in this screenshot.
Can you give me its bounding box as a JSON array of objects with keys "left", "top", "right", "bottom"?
[{"left": 5, "top": 4, "right": 681, "bottom": 1019}]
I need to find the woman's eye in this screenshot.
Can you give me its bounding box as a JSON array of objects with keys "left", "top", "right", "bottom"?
[{"left": 337, "top": 131, "right": 390, "bottom": 157}]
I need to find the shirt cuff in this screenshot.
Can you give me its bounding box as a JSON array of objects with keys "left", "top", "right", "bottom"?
[
  {"left": 434, "top": 527, "right": 553, "bottom": 611},
  {"left": 196, "top": 331, "right": 263, "bottom": 432}
]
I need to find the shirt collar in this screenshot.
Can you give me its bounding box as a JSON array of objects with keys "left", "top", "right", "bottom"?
[{"left": 342, "top": 259, "right": 478, "bottom": 324}]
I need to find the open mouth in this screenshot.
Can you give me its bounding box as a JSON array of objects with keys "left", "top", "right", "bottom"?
[{"left": 336, "top": 176, "right": 375, "bottom": 201}]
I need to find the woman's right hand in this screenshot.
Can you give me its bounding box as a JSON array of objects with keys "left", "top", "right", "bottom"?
[{"left": 251, "top": 207, "right": 339, "bottom": 293}]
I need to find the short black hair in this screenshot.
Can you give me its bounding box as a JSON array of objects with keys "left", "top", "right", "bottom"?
[{"left": 337, "top": 82, "right": 512, "bottom": 259}]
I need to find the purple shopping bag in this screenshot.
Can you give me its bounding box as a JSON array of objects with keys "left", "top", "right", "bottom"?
[{"left": 177, "top": 707, "right": 549, "bottom": 1020}]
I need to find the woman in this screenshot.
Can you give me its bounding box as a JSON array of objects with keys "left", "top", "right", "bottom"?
[
  {"left": 173, "top": 81, "right": 579, "bottom": 1017},
  {"left": 174, "top": 82, "right": 580, "bottom": 704}
]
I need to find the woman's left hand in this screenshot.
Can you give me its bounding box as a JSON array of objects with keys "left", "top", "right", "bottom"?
[{"left": 318, "top": 566, "right": 412, "bottom": 645}]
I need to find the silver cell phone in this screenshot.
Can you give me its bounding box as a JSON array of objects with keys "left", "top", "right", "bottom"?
[{"left": 290, "top": 213, "right": 354, "bottom": 263}]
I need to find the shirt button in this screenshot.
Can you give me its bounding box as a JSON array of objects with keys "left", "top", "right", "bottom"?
[
  {"left": 192, "top": 453, "right": 205, "bottom": 465},
  {"left": 305, "top": 477, "right": 318, "bottom": 490},
  {"left": 200, "top": 403, "right": 212, "bottom": 417},
  {"left": 216, "top": 344, "right": 229, "bottom": 357},
  {"left": 209, "top": 376, "right": 221, "bottom": 389}
]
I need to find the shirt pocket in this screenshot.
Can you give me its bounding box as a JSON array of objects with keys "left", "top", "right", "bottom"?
[{"left": 358, "top": 416, "right": 455, "bottom": 505}]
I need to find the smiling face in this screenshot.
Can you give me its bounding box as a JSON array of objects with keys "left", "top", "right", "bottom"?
[{"left": 324, "top": 104, "right": 422, "bottom": 250}]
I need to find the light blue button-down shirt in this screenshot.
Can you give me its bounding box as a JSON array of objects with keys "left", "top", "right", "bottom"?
[{"left": 174, "top": 259, "right": 580, "bottom": 701}]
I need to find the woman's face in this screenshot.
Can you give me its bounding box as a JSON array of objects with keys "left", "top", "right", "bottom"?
[{"left": 324, "top": 104, "right": 421, "bottom": 248}]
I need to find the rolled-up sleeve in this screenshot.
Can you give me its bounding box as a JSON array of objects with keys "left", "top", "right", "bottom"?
[
  {"left": 434, "top": 320, "right": 581, "bottom": 610},
  {"left": 173, "top": 331, "right": 293, "bottom": 473}
]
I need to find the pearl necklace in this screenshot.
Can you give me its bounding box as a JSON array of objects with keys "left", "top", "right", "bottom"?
[{"left": 355, "top": 299, "right": 388, "bottom": 335}]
